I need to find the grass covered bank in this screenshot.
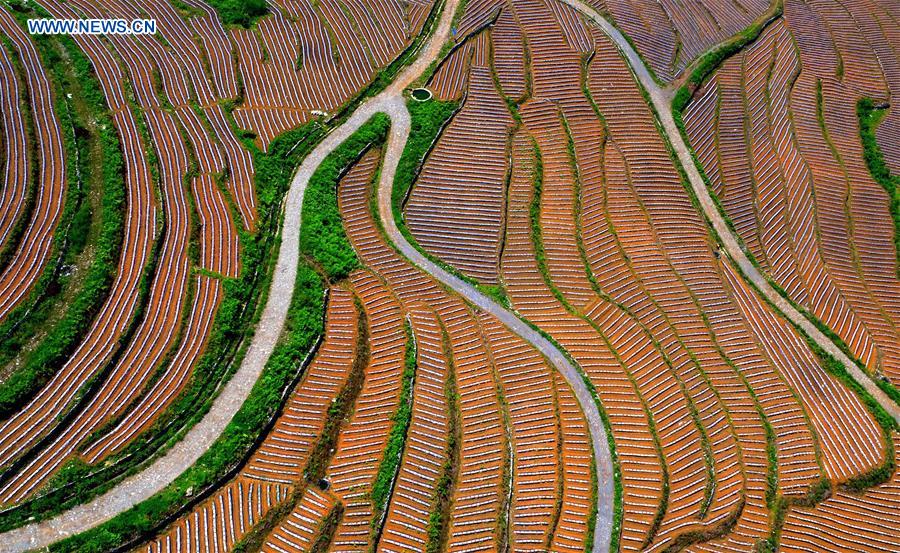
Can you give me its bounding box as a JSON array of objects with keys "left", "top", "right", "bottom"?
[
  {"left": 204, "top": 0, "right": 266, "bottom": 28},
  {"left": 0, "top": 29, "right": 125, "bottom": 417},
  {"left": 368, "top": 317, "right": 417, "bottom": 548},
  {"left": 857, "top": 98, "right": 900, "bottom": 275}
]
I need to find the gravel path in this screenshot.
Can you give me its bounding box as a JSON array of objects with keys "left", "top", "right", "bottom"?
[
  {"left": 0, "top": 1, "right": 619, "bottom": 550},
  {"left": 563, "top": 0, "right": 900, "bottom": 425}
]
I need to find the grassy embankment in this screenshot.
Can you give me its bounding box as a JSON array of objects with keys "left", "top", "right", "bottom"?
[{"left": 0, "top": 23, "right": 125, "bottom": 418}]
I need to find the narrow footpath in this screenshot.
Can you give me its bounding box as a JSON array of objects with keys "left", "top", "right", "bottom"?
[
  {"left": 562, "top": 0, "right": 900, "bottom": 425},
  {"left": 0, "top": 0, "right": 616, "bottom": 550}
]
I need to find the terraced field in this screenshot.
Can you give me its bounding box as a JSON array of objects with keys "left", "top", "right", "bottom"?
[
  {"left": 400, "top": 0, "right": 899, "bottom": 550},
  {"left": 683, "top": 7, "right": 900, "bottom": 388},
  {"left": 0, "top": 0, "right": 897, "bottom": 551},
  {"left": 0, "top": 0, "right": 437, "bottom": 540}
]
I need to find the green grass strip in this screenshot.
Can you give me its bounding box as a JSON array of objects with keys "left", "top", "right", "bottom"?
[
  {"left": 368, "top": 317, "right": 417, "bottom": 548},
  {"left": 857, "top": 98, "right": 900, "bottom": 276},
  {"left": 424, "top": 320, "right": 460, "bottom": 553},
  {"left": 202, "top": 0, "right": 266, "bottom": 28},
  {"left": 678, "top": 0, "right": 784, "bottom": 93}
]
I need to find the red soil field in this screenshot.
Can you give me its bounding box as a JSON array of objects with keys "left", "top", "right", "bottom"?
[
  {"left": 0, "top": 40, "right": 27, "bottom": 257},
  {"left": 402, "top": 2, "right": 896, "bottom": 550},
  {"left": 144, "top": 286, "right": 360, "bottom": 553},
  {"left": 683, "top": 8, "right": 900, "bottom": 387},
  {"left": 1, "top": 0, "right": 896, "bottom": 551},
  {"left": 407, "top": 64, "right": 513, "bottom": 284}
]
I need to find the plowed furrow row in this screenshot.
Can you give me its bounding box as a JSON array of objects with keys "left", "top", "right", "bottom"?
[{"left": 0, "top": 8, "right": 66, "bottom": 324}]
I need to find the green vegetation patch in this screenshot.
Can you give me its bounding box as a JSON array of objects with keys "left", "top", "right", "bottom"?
[
  {"left": 308, "top": 502, "right": 345, "bottom": 553},
  {"left": 205, "top": 0, "right": 267, "bottom": 28},
  {"left": 857, "top": 98, "right": 900, "bottom": 276},
  {"left": 301, "top": 114, "right": 389, "bottom": 281}
]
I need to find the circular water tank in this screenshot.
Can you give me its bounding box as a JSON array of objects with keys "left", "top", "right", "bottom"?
[{"left": 411, "top": 88, "right": 433, "bottom": 101}]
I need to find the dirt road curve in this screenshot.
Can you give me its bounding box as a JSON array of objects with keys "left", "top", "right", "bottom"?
[
  {"left": 0, "top": 0, "right": 615, "bottom": 550},
  {"left": 562, "top": 0, "right": 900, "bottom": 425}
]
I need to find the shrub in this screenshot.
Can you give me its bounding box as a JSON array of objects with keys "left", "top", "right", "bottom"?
[
  {"left": 205, "top": 0, "right": 266, "bottom": 28},
  {"left": 301, "top": 115, "right": 389, "bottom": 281}
]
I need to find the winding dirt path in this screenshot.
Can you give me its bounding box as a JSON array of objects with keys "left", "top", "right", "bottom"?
[
  {"left": 563, "top": 0, "right": 900, "bottom": 425},
  {"left": 0, "top": 0, "right": 616, "bottom": 550}
]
